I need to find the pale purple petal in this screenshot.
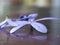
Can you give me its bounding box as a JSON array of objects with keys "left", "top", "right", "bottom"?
[
  {"left": 28, "top": 13, "right": 38, "bottom": 21},
  {"left": 1, "top": 24, "right": 6, "bottom": 28},
  {"left": 36, "top": 17, "right": 60, "bottom": 21},
  {"left": 10, "top": 21, "right": 28, "bottom": 33},
  {"left": 10, "top": 26, "right": 22, "bottom": 33},
  {"left": 0, "top": 19, "right": 8, "bottom": 26},
  {"left": 28, "top": 13, "right": 38, "bottom": 18},
  {"left": 31, "top": 22, "right": 47, "bottom": 33},
  {"left": 7, "top": 19, "right": 28, "bottom": 26},
  {"left": 1, "top": 23, "right": 11, "bottom": 28},
  {"left": 7, "top": 19, "right": 19, "bottom": 26}
]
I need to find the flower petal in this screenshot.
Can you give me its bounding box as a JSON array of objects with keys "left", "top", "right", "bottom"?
[
  {"left": 10, "top": 21, "right": 28, "bottom": 33},
  {"left": 36, "top": 17, "right": 60, "bottom": 21},
  {"left": 0, "top": 19, "right": 8, "bottom": 26},
  {"left": 28, "top": 13, "right": 38, "bottom": 18},
  {"left": 28, "top": 13, "right": 38, "bottom": 21},
  {"left": 7, "top": 19, "right": 27, "bottom": 26},
  {"left": 31, "top": 22, "right": 47, "bottom": 33}
]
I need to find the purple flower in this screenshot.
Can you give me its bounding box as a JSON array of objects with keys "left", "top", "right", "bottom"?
[
  {"left": 9, "top": 13, "right": 60, "bottom": 33},
  {"left": 0, "top": 13, "right": 60, "bottom": 34}
]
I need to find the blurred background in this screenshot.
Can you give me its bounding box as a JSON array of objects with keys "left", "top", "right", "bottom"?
[{"left": 0, "top": 0, "right": 60, "bottom": 45}]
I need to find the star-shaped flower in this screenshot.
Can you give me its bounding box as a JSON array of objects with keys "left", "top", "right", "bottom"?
[
  {"left": 9, "top": 13, "right": 60, "bottom": 33},
  {"left": 0, "top": 13, "right": 60, "bottom": 34}
]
